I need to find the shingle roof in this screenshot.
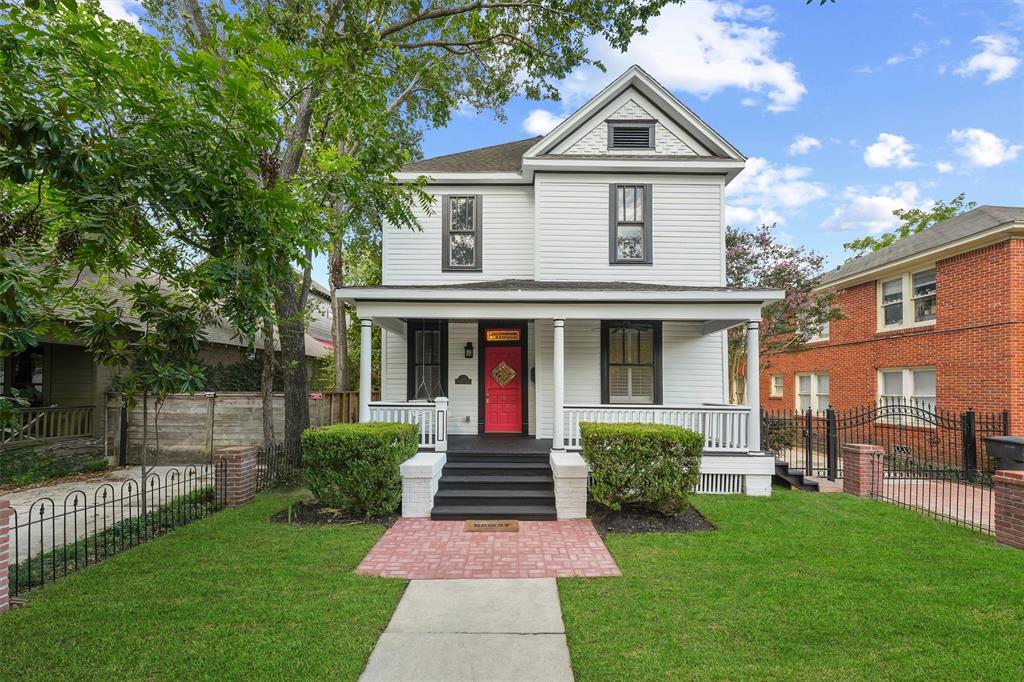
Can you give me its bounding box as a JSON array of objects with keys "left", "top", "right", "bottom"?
[
  {"left": 819, "top": 205, "right": 1024, "bottom": 286},
  {"left": 401, "top": 137, "right": 541, "bottom": 173}
]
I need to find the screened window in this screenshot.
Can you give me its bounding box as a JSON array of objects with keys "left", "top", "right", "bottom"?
[
  {"left": 609, "top": 184, "right": 652, "bottom": 264},
  {"left": 796, "top": 373, "right": 829, "bottom": 411},
  {"left": 881, "top": 278, "right": 904, "bottom": 326},
  {"left": 442, "top": 195, "right": 482, "bottom": 271},
  {"left": 879, "top": 367, "right": 936, "bottom": 411},
  {"left": 407, "top": 321, "right": 447, "bottom": 400},
  {"left": 602, "top": 322, "right": 660, "bottom": 404}
]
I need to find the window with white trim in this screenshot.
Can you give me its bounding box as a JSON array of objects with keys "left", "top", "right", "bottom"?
[
  {"left": 796, "top": 373, "right": 829, "bottom": 411},
  {"left": 770, "top": 374, "right": 784, "bottom": 397},
  {"left": 808, "top": 320, "right": 829, "bottom": 342},
  {"left": 878, "top": 367, "right": 936, "bottom": 411},
  {"left": 878, "top": 267, "right": 936, "bottom": 330}
]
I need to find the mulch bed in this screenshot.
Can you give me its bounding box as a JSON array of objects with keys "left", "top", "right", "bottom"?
[
  {"left": 587, "top": 500, "right": 715, "bottom": 537},
  {"left": 269, "top": 498, "right": 400, "bottom": 528}
]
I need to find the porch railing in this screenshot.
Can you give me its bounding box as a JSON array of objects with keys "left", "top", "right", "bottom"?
[
  {"left": 2, "top": 406, "right": 96, "bottom": 445},
  {"left": 367, "top": 398, "right": 448, "bottom": 451},
  {"left": 563, "top": 404, "right": 750, "bottom": 452}
]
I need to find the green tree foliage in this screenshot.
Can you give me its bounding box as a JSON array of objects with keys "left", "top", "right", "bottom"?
[
  {"left": 843, "top": 193, "right": 977, "bottom": 258},
  {"left": 726, "top": 223, "right": 841, "bottom": 401}
]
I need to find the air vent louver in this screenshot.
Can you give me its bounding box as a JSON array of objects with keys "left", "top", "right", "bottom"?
[{"left": 611, "top": 125, "right": 652, "bottom": 149}]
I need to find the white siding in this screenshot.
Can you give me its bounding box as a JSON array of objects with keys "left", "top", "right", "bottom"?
[
  {"left": 534, "top": 173, "right": 724, "bottom": 285},
  {"left": 382, "top": 185, "right": 534, "bottom": 285},
  {"left": 446, "top": 323, "right": 478, "bottom": 434},
  {"left": 381, "top": 328, "right": 406, "bottom": 401},
  {"left": 534, "top": 320, "right": 726, "bottom": 439}
]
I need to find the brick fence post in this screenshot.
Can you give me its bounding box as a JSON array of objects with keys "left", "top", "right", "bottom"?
[
  {"left": 843, "top": 443, "right": 885, "bottom": 497},
  {"left": 214, "top": 446, "right": 258, "bottom": 508},
  {"left": 994, "top": 470, "right": 1024, "bottom": 549},
  {"left": 1, "top": 500, "right": 11, "bottom": 613}
]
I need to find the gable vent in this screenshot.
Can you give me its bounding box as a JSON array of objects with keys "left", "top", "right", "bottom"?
[{"left": 610, "top": 124, "right": 653, "bottom": 149}]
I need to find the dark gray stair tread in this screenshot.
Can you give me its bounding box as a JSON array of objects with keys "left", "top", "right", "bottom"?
[
  {"left": 435, "top": 489, "right": 555, "bottom": 499},
  {"left": 440, "top": 475, "right": 553, "bottom": 485},
  {"left": 430, "top": 504, "right": 557, "bottom": 520},
  {"left": 446, "top": 454, "right": 550, "bottom": 463},
  {"left": 444, "top": 461, "right": 551, "bottom": 470}
]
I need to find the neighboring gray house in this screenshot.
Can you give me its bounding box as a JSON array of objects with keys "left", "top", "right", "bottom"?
[{"left": 338, "top": 66, "right": 783, "bottom": 521}]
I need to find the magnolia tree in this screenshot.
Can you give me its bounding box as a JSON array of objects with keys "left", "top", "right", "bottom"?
[{"left": 725, "top": 224, "right": 841, "bottom": 403}]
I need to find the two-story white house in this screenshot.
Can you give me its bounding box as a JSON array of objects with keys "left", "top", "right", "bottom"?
[{"left": 338, "top": 66, "right": 783, "bottom": 520}]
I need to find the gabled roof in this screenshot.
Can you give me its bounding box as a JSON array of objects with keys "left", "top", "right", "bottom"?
[
  {"left": 397, "top": 65, "right": 745, "bottom": 183},
  {"left": 819, "top": 205, "right": 1024, "bottom": 288},
  {"left": 524, "top": 65, "right": 744, "bottom": 163},
  {"left": 401, "top": 137, "right": 540, "bottom": 173}
]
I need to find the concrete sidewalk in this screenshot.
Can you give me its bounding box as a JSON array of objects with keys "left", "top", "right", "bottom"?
[{"left": 359, "top": 579, "right": 574, "bottom": 682}]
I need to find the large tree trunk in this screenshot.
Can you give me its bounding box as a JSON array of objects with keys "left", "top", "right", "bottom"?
[
  {"left": 329, "top": 244, "right": 350, "bottom": 391},
  {"left": 261, "top": 317, "right": 275, "bottom": 444},
  {"left": 274, "top": 273, "right": 310, "bottom": 457}
]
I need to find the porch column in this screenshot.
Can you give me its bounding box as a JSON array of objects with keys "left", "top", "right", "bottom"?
[
  {"left": 746, "top": 319, "right": 761, "bottom": 452},
  {"left": 552, "top": 318, "right": 565, "bottom": 451},
  {"left": 359, "top": 318, "right": 372, "bottom": 423}
]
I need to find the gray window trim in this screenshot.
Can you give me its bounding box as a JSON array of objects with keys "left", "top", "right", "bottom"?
[
  {"left": 441, "top": 194, "right": 483, "bottom": 272},
  {"left": 608, "top": 184, "right": 653, "bottom": 265},
  {"left": 607, "top": 120, "right": 656, "bottom": 150}
]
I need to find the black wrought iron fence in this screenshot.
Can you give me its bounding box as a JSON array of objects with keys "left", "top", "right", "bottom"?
[
  {"left": 762, "top": 401, "right": 1009, "bottom": 482},
  {"left": 254, "top": 441, "right": 302, "bottom": 493},
  {"left": 8, "top": 463, "right": 226, "bottom": 597}
]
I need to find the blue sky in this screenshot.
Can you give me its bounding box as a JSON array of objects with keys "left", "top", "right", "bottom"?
[{"left": 105, "top": 0, "right": 1024, "bottom": 281}]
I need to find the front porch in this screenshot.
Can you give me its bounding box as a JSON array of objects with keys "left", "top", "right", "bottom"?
[{"left": 339, "top": 280, "right": 783, "bottom": 517}]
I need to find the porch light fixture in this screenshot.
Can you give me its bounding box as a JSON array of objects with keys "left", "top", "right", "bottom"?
[{"left": 464, "top": 342, "right": 474, "bottom": 359}]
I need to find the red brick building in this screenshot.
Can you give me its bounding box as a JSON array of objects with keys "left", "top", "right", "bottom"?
[{"left": 761, "top": 205, "right": 1024, "bottom": 432}]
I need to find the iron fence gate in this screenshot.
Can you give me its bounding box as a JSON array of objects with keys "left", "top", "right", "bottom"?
[{"left": 762, "top": 401, "right": 1009, "bottom": 533}]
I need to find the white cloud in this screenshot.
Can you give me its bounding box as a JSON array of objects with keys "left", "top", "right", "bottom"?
[
  {"left": 949, "top": 128, "right": 1023, "bottom": 167},
  {"left": 822, "top": 182, "right": 930, "bottom": 233},
  {"left": 954, "top": 35, "right": 1021, "bottom": 83},
  {"left": 725, "top": 157, "right": 826, "bottom": 227},
  {"left": 886, "top": 44, "right": 926, "bottom": 65},
  {"left": 558, "top": 2, "right": 806, "bottom": 113},
  {"left": 100, "top": 0, "right": 143, "bottom": 24},
  {"left": 935, "top": 161, "right": 955, "bottom": 173},
  {"left": 522, "top": 109, "right": 566, "bottom": 135},
  {"left": 864, "top": 133, "right": 917, "bottom": 168},
  {"left": 788, "top": 135, "right": 821, "bottom": 156}
]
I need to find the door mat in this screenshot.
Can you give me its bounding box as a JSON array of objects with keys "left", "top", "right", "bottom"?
[{"left": 464, "top": 519, "right": 519, "bottom": 532}]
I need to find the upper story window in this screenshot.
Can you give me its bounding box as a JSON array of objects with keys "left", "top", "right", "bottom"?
[
  {"left": 601, "top": 321, "right": 662, "bottom": 404},
  {"left": 609, "top": 184, "right": 653, "bottom": 264},
  {"left": 878, "top": 267, "right": 936, "bottom": 331},
  {"left": 607, "top": 120, "right": 655, "bottom": 149},
  {"left": 808, "top": 320, "right": 829, "bottom": 343},
  {"left": 442, "top": 195, "right": 482, "bottom": 272}
]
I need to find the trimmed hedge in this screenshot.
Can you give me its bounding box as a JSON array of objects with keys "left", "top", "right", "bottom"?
[
  {"left": 301, "top": 422, "right": 419, "bottom": 518},
  {"left": 580, "top": 422, "right": 703, "bottom": 515}
]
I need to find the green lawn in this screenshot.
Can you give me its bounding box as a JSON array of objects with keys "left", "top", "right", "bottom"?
[
  {"left": 0, "top": 493, "right": 406, "bottom": 681},
  {"left": 559, "top": 490, "right": 1024, "bottom": 681}
]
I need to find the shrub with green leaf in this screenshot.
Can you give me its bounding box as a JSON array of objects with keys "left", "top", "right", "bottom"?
[
  {"left": 301, "top": 422, "right": 419, "bottom": 518},
  {"left": 580, "top": 422, "right": 704, "bottom": 515}
]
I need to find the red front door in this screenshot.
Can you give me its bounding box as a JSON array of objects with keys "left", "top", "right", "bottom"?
[{"left": 484, "top": 345, "right": 523, "bottom": 433}]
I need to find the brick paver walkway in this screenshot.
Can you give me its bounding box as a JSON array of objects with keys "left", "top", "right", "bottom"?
[{"left": 356, "top": 518, "right": 621, "bottom": 579}]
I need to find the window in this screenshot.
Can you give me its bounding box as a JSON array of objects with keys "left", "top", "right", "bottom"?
[
  {"left": 770, "top": 375, "right": 784, "bottom": 397},
  {"left": 795, "top": 373, "right": 829, "bottom": 411},
  {"left": 9, "top": 350, "right": 43, "bottom": 405},
  {"left": 407, "top": 321, "right": 448, "bottom": 400},
  {"left": 609, "top": 184, "right": 652, "bottom": 264},
  {"left": 878, "top": 267, "right": 936, "bottom": 330},
  {"left": 608, "top": 121, "right": 655, "bottom": 149},
  {"left": 442, "top": 195, "right": 482, "bottom": 271},
  {"left": 601, "top": 321, "right": 661, "bottom": 404},
  {"left": 878, "top": 367, "right": 936, "bottom": 411},
  {"left": 808, "top": 320, "right": 830, "bottom": 342}
]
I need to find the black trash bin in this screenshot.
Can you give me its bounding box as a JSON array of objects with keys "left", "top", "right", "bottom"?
[{"left": 983, "top": 436, "right": 1024, "bottom": 472}]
